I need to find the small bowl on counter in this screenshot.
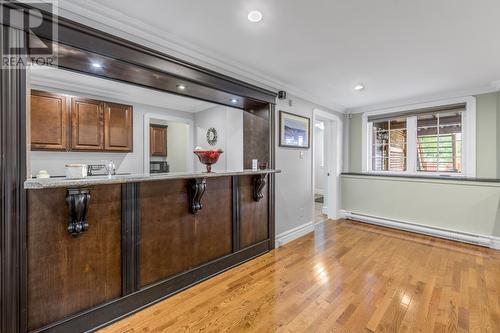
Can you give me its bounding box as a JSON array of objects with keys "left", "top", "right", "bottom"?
[{"left": 65, "top": 164, "right": 88, "bottom": 179}]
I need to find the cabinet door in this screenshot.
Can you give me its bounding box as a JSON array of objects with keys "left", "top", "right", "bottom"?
[
  {"left": 150, "top": 126, "right": 167, "bottom": 156},
  {"left": 104, "top": 102, "right": 133, "bottom": 152},
  {"left": 30, "top": 90, "right": 69, "bottom": 151},
  {"left": 71, "top": 97, "right": 104, "bottom": 151}
]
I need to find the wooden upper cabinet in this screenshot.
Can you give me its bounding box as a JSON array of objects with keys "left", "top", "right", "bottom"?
[
  {"left": 30, "top": 90, "right": 69, "bottom": 151},
  {"left": 150, "top": 125, "right": 167, "bottom": 156},
  {"left": 71, "top": 97, "right": 104, "bottom": 151},
  {"left": 30, "top": 91, "right": 134, "bottom": 152},
  {"left": 104, "top": 102, "right": 133, "bottom": 152}
]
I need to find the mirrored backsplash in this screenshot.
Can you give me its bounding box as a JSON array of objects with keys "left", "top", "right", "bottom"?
[{"left": 28, "top": 66, "right": 248, "bottom": 177}]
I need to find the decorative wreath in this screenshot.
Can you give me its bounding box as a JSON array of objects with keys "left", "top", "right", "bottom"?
[{"left": 206, "top": 127, "right": 218, "bottom": 146}]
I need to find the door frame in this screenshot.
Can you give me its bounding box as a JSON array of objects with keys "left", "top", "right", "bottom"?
[
  {"left": 312, "top": 108, "right": 343, "bottom": 221},
  {"left": 143, "top": 113, "right": 194, "bottom": 173}
]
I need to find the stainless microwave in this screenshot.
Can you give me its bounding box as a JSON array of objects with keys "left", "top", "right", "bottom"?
[{"left": 150, "top": 161, "right": 169, "bottom": 173}]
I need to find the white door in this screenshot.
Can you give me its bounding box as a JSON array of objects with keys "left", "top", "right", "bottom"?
[{"left": 324, "top": 118, "right": 338, "bottom": 219}]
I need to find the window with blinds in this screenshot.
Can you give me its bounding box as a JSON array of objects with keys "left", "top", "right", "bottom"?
[
  {"left": 366, "top": 103, "right": 466, "bottom": 175},
  {"left": 416, "top": 111, "right": 462, "bottom": 173},
  {"left": 372, "top": 118, "right": 407, "bottom": 171}
]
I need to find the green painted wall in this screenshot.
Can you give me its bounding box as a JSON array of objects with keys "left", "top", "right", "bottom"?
[
  {"left": 341, "top": 175, "right": 500, "bottom": 237},
  {"left": 348, "top": 113, "right": 363, "bottom": 172},
  {"left": 343, "top": 92, "right": 500, "bottom": 239},
  {"left": 476, "top": 92, "right": 499, "bottom": 178},
  {"left": 497, "top": 92, "right": 500, "bottom": 178}
]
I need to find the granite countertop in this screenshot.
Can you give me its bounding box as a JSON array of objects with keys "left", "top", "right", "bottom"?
[{"left": 24, "top": 169, "right": 281, "bottom": 189}]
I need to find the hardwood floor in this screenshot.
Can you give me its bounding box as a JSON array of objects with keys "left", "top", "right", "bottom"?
[
  {"left": 100, "top": 220, "right": 500, "bottom": 333},
  {"left": 314, "top": 201, "right": 328, "bottom": 224}
]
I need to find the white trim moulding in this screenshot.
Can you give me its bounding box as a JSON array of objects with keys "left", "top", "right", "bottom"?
[
  {"left": 340, "top": 210, "right": 500, "bottom": 250},
  {"left": 275, "top": 221, "right": 314, "bottom": 248}
]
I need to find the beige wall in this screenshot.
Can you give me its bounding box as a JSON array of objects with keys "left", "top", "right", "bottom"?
[
  {"left": 275, "top": 95, "right": 344, "bottom": 235},
  {"left": 343, "top": 92, "right": 500, "bottom": 239}
]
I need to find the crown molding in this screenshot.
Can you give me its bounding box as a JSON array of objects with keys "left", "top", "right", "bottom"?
[
  {"left": 54, "top": 0, "right": 346, "bottom": 113},
  {"left": 347, "top": 84, "right": 500, "bottom": 114},
  {"left": 492, "top": 80, "right": 500, "bottom": 91}
]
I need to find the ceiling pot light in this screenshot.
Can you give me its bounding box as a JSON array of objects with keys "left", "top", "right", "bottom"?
[
  {"left": 247, "top": 10, "right": 263, "bottom": 23},
  {"left": 354, "top": 84, "right": 365, "bottom": 91},
  {"left": 91, "top": 62, "right": 102, "bottom": 68},
  {"left": 230, "top": 98, "right": 238, "bottom": 104},
  {"left": 176, "top": 84, "right": 186, "bottom": 90}
]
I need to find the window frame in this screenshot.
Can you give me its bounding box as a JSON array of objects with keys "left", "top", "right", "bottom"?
[
  {"left": 361, "top": 96, "right": 476, "bottom": 177},
  {"left": 368, "top": 118, "right": 408, "bottom": 173}
]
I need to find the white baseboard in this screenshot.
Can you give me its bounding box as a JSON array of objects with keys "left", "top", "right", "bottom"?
[
  {"left": 275, "top": 221, "right": 314, "bottom": 248},
  {"left": 491, "top": 237, "right": 500, "bottom": 250},
  {"left": 340, "top": 210, "right": 500, "bottom": 250}
]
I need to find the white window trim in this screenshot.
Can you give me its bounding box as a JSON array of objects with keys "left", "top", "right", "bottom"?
[{"left": 361, "top": 96, "right": 476, "bottom": 177}]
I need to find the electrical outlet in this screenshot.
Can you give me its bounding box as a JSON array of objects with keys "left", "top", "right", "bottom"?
[{"left": 299, "top": 151, "right": 304, "bottom": 159}]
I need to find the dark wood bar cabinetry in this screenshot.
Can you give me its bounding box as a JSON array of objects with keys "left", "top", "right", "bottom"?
[
  {"left": 25, "top": 173, "right": 274, "bottom": 332},
  {"left": 139, "top": 177, "right": 233, "bottom": 287},
  {"left": 27, "top": 185, "right": 122, "bottom": 331},
  {"left": 1, "top": 3, "right": 277, "bottom": 333}
]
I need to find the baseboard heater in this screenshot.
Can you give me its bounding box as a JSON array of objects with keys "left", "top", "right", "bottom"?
[{"left": 341, "top": 211, "right": 495, "bottom": 248}]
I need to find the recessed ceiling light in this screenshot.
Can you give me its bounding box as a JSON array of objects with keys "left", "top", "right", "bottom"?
[
  {"left": 230, "top": 98, "right": 238, "bottom": 104},
  {"left": 177, "top": 84, "right": 186, "bottom": 90},
  {"left": 247, "top": 10, "right": 263, "bottom": 23},
  {"left": 91, "top": 63, "right": 102, "bottom": 68},
  {"left": 354, "top": 84, "right": 365, "bottom": 91}
]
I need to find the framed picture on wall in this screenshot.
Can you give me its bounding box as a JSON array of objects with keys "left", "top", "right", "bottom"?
[{"left": 279, "top": 111, "right": 310, "bottom": 148}]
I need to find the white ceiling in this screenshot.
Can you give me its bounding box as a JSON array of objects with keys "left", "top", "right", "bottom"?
[
  {"left": 60, "top": 0, "right": 500, "bottom": 112},
  {"left": 30, "top": 66, "right": 215, "bottom": 112}
]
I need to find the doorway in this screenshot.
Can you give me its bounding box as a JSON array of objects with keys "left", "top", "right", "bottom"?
[
  {"left": 312, "top": 109, "right": 342, "bottom": 224},
  {"left": 314, "top": 119, "right": 328, "bottom": 223},
  {"left": 143, "top": 113, "right": 194, "bottom": 174}
]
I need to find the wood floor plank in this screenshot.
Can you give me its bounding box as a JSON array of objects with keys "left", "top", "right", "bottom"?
[{"left": 99, "top": 219, "right": 500, "bottom": 333}]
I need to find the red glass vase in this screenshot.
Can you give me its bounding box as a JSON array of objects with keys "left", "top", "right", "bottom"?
[{"left": 193, "top": 149, "right": 223, "bottom": 173}]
